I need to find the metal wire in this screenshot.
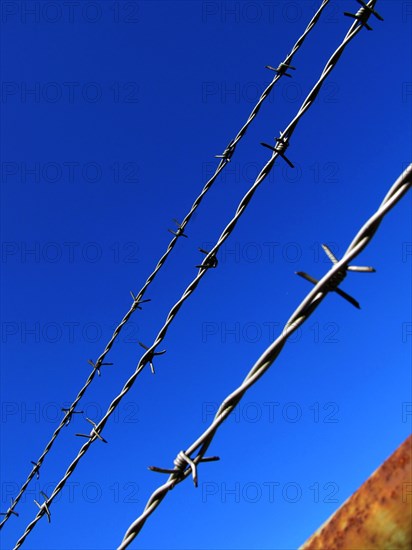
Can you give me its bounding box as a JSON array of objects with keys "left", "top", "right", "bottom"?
[
  {"left": 119, "top": 163, "right": 412, "bottom": 549},
  {"left": 0, "top": 0, "right": 332, "bottom": 530},
  {"left": 10, "top": 3, "right": 381, "bottom": 547}
]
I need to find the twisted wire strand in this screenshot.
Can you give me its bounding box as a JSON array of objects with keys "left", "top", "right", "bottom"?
[
  {"left": 224, "top": 0, "right": 331, "bottom": 153},
  {"left": 11, "top": 3, "right": 378, "bottom": 547},
  {"left": 119, "top": 163, "right": 412, "bottom": 549},
  {"left": 0, "top": 0, "right": 331, "bottom": 530}
]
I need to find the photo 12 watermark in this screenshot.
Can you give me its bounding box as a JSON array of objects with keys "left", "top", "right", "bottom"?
[
  {"left": 201, "top": 1, "right": 320, "bottom": 24},
  {"left": 1, "top": 241, "right": 140, "bottom": 264},
  {"left": 200, "top": 240, "right": 343, "bottom": 265},
  {"left": 201, "top": 400, "right": 340, "bottom": 424},
  {"left": 402, "top": 323, "right": 412, "bottom": 344},
  {"left": 201, "top": 160, "right": 340, "bottom": 186},
  {"left": 201, "top": 80, "right": 339, "bottom": 105},
  {"left": 201, "top": 479, "right": 340, "bottom": 504},
  {"left": 201, "top": 1, "right": 346, "bottom": 24},
  {"left": 1, "top": 82, "right": 139, "bottom": 104},
  {"left": 1, "top": 1, "right": 140, "bottom": 24},
  {"left": 1, "top": 161, "right": 140, "bottom": 185},
  {"left": 402, "top": 242, "right": 412, "bottom": 263},
  {"left": 201, "top": 320, "right": 341, "bottom": 345},
  {"left": 1, "top": 480, "right": 140, "bottom": 506},
  {"left": 0, "top": 401, "right": 139, "bottom": 424},
  {"left": 402, "top": 402, "right": 412, "bottom": 424},
  {"left": 1, "top": 320, "right": 140, "bottom": 344}
]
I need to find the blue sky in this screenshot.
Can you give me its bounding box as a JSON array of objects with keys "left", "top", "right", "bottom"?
[{"left": 0, "top": 1, "right": 411, "bottom": 549}]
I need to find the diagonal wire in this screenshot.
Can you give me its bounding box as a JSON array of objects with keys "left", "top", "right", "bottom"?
[
  {"left": 10, "top": 3, "right": 381, "bottom": 547},
  {"left": 0, "top": 0, "right": 331, "bottom": 529},
  {"left": 212, "top": 0, "right": 331, "bottom": 158},
  {"left": 118, "top": 163, "right": 412, "bottom": 549}
]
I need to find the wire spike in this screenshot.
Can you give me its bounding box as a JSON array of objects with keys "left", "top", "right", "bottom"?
[
  {"left": 87, "top": 358, "right": 101, "bottom": 376},
  {"left": 149, "top": 452, "right": 219, "bottom": 490},
  {"left": 215, "top": 140, "right": 235, "bottom": 162},
  {"left": 168, "top": 228, "right": 185, "bottom": 238},
  {"left": 343, "top": 0, "right": 383, "bottom": 30},
  {"left": 321, "top": 244, "right": 339, "bottom": 264},
  {"left": 347, "top": 265, "right": 376, "bottom": 273},
  {"left": 196, "top": 248, "right": 218, "bottom": 269},
  {"left": 139, "top": 341, "right": 149, "bottom": 351},
  {"left": 30, "top": 461, "right": 40, "bottom": 479},
  {"left": 0, "top": 498, "right": 19, "bottom": 517},
  {"left": 61, "top": 408, "right": 84, "bottom": 426},
  {"left": 9, "top": 498, "right": 19, "bottom": 515},
  {"left": 175, "top": 451, "right": 198, "bottom": 487},
  {"left": 139, "top": 342, "right": 166, "bottom": 374},
  {"left": 88, "top": 359, "right": 113, "bottom": 376},
  {"left": 261, "top": 132, "right": 294, "bottom": 168},
  {"left": 86, "top": 418, "right": 108, "bottom": 443},
  {"left": 198, "top": 455, "right": 220, "bottom": 463},
  {"left": 168, "top": 219, "right": 188, "bottom": 238},
  {"left": 265, "top": 62, "right": 296, "bottom": 78},
  {"left": 355, "top": 0, "right": 383, "bottom": 19},
  {"left": 75, "top": 418, "right": 108, "bottom": 443},
  {"left": 131, "top": 294, "right": 151, "bottom": 309},
  {"left": 34, "top": 493, "right": 51, "bottom": 523},
  {"left": 148, "top": 466, "right": 176, "bottom": 474},
  {"left": 295, "top": 271, "right": 360, "bottom": 309},
  {"left": 321, "top": 244, "right": 376, "bottom": 274}
]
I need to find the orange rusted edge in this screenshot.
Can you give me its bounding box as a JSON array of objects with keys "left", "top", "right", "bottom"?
[{"left": 299, "top": 434, "right": 412, "bottom": 550}]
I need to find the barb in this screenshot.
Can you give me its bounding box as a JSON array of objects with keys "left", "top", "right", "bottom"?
[
  {"left": 119, "top": 164, "right": 412, "bottom": 549},
  {"left": 0, "top": 500, "right": 19, "bottom": 518},
  {"left": 33, "top": 493, "right": 51, "bottom": 524},
  {"left": 168, "top": 219, "right": 188, "bottom": 238},
  {"left": 261, "top": 132, "right": 294, "bottom": 168},
  {"left": 196, "top": 248, "right": 219, "bottom": 269},
  {"left": 11, "top": 4, "right": 379, "bottom": 547},
  {"left": 29, "top": 462, "right": 40, "bottom": 480},
  {"left": 138, "top": 342, "right": 167, "bottom": 374},
  {"left": 296, "top": 244, "right": 376, "bottom": 310},
  {"left": 75, "top": 417, "right": 108, "bottom": 444},
  {"left": 61, "top": 408, "right": 84, "bottom": 427},
  {"left": 1, "top": 0, "right": 331, "bottom": 530},
  {"left": 344, "top": 0, "right": 383, "bottom": 30},
  {"left": 149, "top": 452, "right": 220, "bottom": 488},
  {"left": 265, "top": 62, "right": 296, "bottom": 78}
]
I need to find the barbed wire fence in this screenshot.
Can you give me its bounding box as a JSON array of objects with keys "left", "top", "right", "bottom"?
[
  {"left": 4, "top": 1, "right": 405, "bottom": 549},
  {"left": 0, "top": 0, "right": 332, "bottom": 530},
  {"left": 8, "top": 0, "right": 390, "bottom": 549},
  {"left": 118, "top": 163, "right": 412, "bottom": 549}
]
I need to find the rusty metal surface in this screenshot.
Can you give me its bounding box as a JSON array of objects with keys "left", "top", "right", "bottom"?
[{"left": 300, "top": 434, "right": 412, "bottom": 550}]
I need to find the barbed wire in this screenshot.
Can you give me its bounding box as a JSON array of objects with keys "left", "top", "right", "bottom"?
[
  {"left": 9, "top": 2, "right": 384, "bottom": 548},
  {"left": 118, "top": 162, "right": 412, "bottom": 549},
  {"left": 0, "top": 0, "right": 332, "bottom": 530}
]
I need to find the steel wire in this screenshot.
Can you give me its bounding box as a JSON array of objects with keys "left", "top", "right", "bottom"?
[
  {"left": 0, "top": 0, "right": 332, "bottom": 530},
  {"left": 10, "top": 2, "right": 382, "bottom": 547},
  {"left": 119, "top": 163, "right": 412, "bottom": 549}
]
